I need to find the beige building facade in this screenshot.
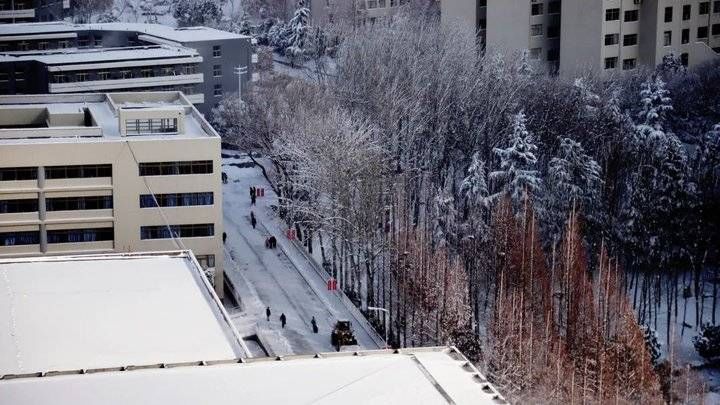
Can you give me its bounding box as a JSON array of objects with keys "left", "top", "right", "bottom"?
[
  {"left": 286, "top": 0, "right": 407, "bottom": 26},
  {"left": 0, "top": 92, "right": 225, "bottom": 297},
  {"left": 441, "top": 0, "right": 720, "bottom": 76}
]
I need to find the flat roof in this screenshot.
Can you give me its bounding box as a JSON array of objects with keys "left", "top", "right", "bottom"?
[
  {"left": 0, "top": 45, "right": 199, "bottom": 65},
  {"left": 0, "top": 348, "right": 506, "bottom": 405},
  {"left": 0, "top": 251, "right": 246, "bottom": 378},
  {"left": 0, "top": 22, "right": 249, "bottom": 42},
  {"left": 0, "top": 92, "right": 218, "bottom": 143}
]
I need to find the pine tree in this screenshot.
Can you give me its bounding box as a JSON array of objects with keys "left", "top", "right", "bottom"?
[
  {"left": 286, "top": 0, "right": 310, "bottom": 65},
  {"left": 461, "top": 152, "right": 489, "bottom": 208},
  {"left": 490, "top": 112, "right": 541, "bottom": 209}
]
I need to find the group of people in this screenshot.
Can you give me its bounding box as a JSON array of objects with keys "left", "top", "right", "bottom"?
[
  {"left": 265, "top": 306, "right": 319, "bottom": 334},
  {"left": 249, "top": 186, "right": 257, "bottom": 206}
]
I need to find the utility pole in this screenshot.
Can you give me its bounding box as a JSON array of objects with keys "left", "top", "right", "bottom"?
[{"left": 234, "top": 65, "right": 248, "bottom": 108}]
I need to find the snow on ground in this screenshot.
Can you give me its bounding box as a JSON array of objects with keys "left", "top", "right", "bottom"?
[{"left": 220, "top": 151, "right": 383, "bottom": 357}]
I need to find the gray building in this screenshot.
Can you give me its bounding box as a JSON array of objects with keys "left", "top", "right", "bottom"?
[
  {"left": 0, "top": 0, "right": 70, "bottom": 23},
  {"left": 441, "top": 0, "right": 720, "bottom": 76},
  {"left": 0, "top": 22, "right": 254, "bottom": 115}
]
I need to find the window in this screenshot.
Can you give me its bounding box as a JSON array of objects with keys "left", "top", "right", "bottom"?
[
  {"left": 530, "top": 24, "right": 543, "bottom": 36},
  {"left": 139, "top": 192, "right": 214, "bottom": 208},
  {"left": 605, "top": 8, "right": 620, "bottom": 21},
  {"left": 700, "top": 2, "right": 710, "bottom": 15},
  {"left": 0, "top": 199, "right": 38, "bottom": 213},
  {"left": 141, "top": 68, "right": 154, "bottom": 78},
  {"left": 37, "top": 41, "right": 48, "bottom": 50},
  {"left": 0, "top": 231, "right": 39, "bottom": 246},
  {"left": 14, "top": 71, "right": 24, "bottom": 82},
  {"left": 529, "top": 48, "right": 542, "bottom": 60},
  {"left": 52, "top": 73, "right": 67, "bottom": 83},
  {"left": 546, "top": 49, "right": 559, "bottom": 62},
  {"left": 604, "top": 57, "right": 618, "bottom": 69},
  {"left": 664, "top": 6, "right": 673, "bottom": 22},
  {"left": 45, "top": 164, "right": 111, "bottom": 179},
  {"left": 213, "top": 45, "right": 221, "bottom": 57},
  {"left": 698, "top": 26, "right": 709, "bottom": 39},
  {"left": 624, "top": 10, "right": 639, "bottom": 22},
  {"left": 93, "top": 36, "right": 102, "bottom": 47},
  {"left": 683, "top": 5, "right": 691, "bottom": 20},
  {"left": 47, "top": 227, "right": 113, "bottom": 244},
  {"left": 124, "top": 118, "right": 178, "bottom": 135},
  {"left": 0, "top": 167, "right": 37, "bottom": 181},
  {"left": 46, "top": 196, "right": 113, "bottom": 211},
  {"left": 119, "top": 70, "right": 134, "bottom": 79},
  {"left": 713, "top": 24, "right": 720, "bottom": 36},
  {"left": 622, "top": 58, "right": 636, "bottom": 70},
  {"left": 663, "top": 31, "right": 672, "bottom": 46},
  {"left": 547, "top": 25, "right": 560, "bottom": 38},
  {"left": 98, "top": 71, "right": 110, "bottom": 80},
  {"left": 623, "top": 34, "right": 638, "bottom": 46},
  {"left": 76, "top": 72, "right": 88, "bottom": 82},
  {"left": 605, "top": 33, "right": 619, "bottom": 46},
  {"left": 195, "top": 254, "right": 216, "bottom": 269},
  {"left": 682, "top": 28, "right": 690, "bottom": 44},
  {"left": 138, "top": 161, "right": 213, "bottom": 176},
  {"left": 715, "top": 1, "right": 720, "bottom": 13},
  {"left": 531, "top": 3, "right": 543, "bottom": 15},
  {"left": 140, "top": 224, "right": 214, "bottom": 240},
  {"left": 213, "top": 64, "right": 222, "bottom": 77},
  {"left": 681, "top": 53, "right": 689, "bottom": 66},
  {"left": 548, "top": 1, "right": 561, "bottom": 14},
  {"left": 214, "top": 84, "right": 223, "bottom": 97}
]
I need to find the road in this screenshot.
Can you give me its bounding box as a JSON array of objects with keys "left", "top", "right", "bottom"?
[{"left": 221, "top": 152, "right": 383, "bottom": 357}]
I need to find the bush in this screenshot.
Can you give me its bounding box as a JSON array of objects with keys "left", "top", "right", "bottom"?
[{"left": 693, "top": 323, "right": 720, "bottom": 360}]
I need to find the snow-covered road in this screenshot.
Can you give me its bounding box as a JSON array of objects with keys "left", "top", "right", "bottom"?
[{"left": 220, "top": 152, "right": 383, "bottom": 357}]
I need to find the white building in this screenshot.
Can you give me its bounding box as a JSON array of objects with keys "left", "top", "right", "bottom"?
[
  {"left": 0, "top": 92, "right": 225, "bottom": 296},
  {"left": 0, "top": 251, "right": 247, "bottom": 379}
]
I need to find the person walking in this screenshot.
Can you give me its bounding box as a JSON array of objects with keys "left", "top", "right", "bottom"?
[
  {"left": 311, "top": 316, "right": 318, "bottom": 334},
  {"left": 222, "top": 232, "right": 227, "bottom": 244},
  {"left": 266, "top": 306, "right": 271, "bottom": 322},
  {"left": 280, "top": 313, "right": 287, "bottom": 328},
  {"left": 250, "top": 186, "right": 256, "bottom": 206},
  {"left": 250, "top": 211, "right": 257, "bottom": 229}
]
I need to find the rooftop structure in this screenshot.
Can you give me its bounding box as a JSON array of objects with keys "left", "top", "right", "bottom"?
[
  {"left": 0, "top": 22, "right": 255, "bottom": 115},
  {"left": 0, "top": 92, "right": 226, "bottom": 298},
  {"left": 0, "top": 346, "right": 506, "bottom": 405},
  {"left": 0, "top": 251, "right": 247, "bottom": 379}
]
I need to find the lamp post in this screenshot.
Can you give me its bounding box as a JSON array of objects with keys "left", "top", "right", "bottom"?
[
  {"left": 367, "top": 306, "right": 389, "bottom": 349},
  {"left": 234, "top": 65, "right": 248, "bottom": 106}
]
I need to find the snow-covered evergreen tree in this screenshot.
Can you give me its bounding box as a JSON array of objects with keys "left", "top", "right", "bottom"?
[
  {"left": 173, "top": 0, "right": 222, "bottom": 27},
  {"left": 490, "top": 112, "right": 541, "bottom": 208},
  {"left": 461, "top": 152, "right": 489, "bottom": 208},
  {"left": 542, "top": 137, "right": 603, "bottom": 245},
  {"left": 286, "top": 0, "right": 310, "bottom": 64},
  {"left": 633, "top": 75, "right": 674, "bottom": 149}
]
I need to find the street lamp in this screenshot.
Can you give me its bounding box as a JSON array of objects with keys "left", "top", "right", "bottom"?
[{"left": 367, "top": 306, "right": 389, "bottom": 349}]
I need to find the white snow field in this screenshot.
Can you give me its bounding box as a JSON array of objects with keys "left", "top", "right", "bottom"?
[
  {"left": 0, "top": 251, "right": 247, "bottom": 377},
  {"left": 221, "top": 151, "right": 385, "bottom": 356},
  {"left": 0, "top": 347, "right": 506, "bottom": 405}
]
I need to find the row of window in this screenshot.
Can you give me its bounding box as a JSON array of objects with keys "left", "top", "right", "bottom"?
[
  {"left": 51, "top": 65, "right": 199, "bottom": 84},
  {"left": 138, "top": 161, "right": 213, "bottom": 176},
  {"left": 140, "top": 224, "right": 214, "bottom": 240},
  {"left": 530, "top": 23, "right": 560, "bottom": 38},
  {"left": 0, "top": 222, "right": 216, "bottom": 246},
  {"left": 139, "top": 192, "right": 214, "bottom": 208},
  {"left": 530, "top": 1, "right": 561, "bottom": 16},
  {"left": 0, "top": 196, "right": 112, "bottom": 213},
  {"left": 1, "top": 161, "right": 213, "bottom": 182},
  {"left": 0, "top": 227, "right": 113, "bottom": 246}
]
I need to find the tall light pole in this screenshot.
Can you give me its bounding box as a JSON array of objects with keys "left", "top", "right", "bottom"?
[
  {"left": 234, "top": 65, "right": 248, "bottom": 107},
  {"left": 367, "top": 306, "right": 389, "bottom": 348}
]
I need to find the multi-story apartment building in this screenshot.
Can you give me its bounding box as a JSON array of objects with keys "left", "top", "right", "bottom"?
[
  {"left": 0, "top": 22, "right": 254, "bottom": 115},
  {"left": 0, "top": 0, "right": 69, "bottom": 24},
  {"left": 441, "top": 0, "right": 562, "bottom": 72},
  {"left": 285, "top": 0, "right": 408, "bottom": 26},
  {"left": 441, "top": 0, "right": 720, "bottom": 76},
  {"left": 561, "top": 0, "right": 720, "bottom": 77},
  {"left": 0, "top": 91, "right": 225, "bottom": 297}
]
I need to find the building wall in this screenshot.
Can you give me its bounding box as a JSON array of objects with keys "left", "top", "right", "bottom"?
[
  {"left": 439, "top": 0, "right": 478, "bottom": 38},
  {"left": 559, "top": 0, "right": 603, "bottom": 77},
  {"left": 0, "top": 136, "right": 225, "bottom": 296}
]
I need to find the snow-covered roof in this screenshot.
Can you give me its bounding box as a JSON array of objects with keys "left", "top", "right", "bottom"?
[
  {"left": 0, "top": 45, "right": 199, "bottom": 65},
  {"left": 0, "top": 251, "right": 247, "bottom": 378},
  {"left": 0, "top": 347, "right": 506, "bottom": 405},
  {"left": 0, "top": 22, "right": 250, "bottom": 42},
  {"left": 0, "top": 92, "right": 218, "bottom": 144}
]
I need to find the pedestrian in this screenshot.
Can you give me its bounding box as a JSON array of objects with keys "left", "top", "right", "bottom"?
[
  {"left": 249, "top": 186, "right": 256, "bottom": 199},
  {"left": 280, "top": 313, "right": 287, "bottom": 328},
  {"left": 266, "top": 306, "right": 271, "bottom": 322},
  {"left": 250, "top": 186, "right": 256, "bottom": 205},
  {"left": 268, "top": 236, "right": 276, "bottom": 249},
  {"left": 221, "top": 172, "right": 228, "bottom": 184},
  {"left": 311, "top": 316, "right": 318, "bottom": 334},
  {"left": 222, "top": 232, "right": 227, "bottom": 244},
  {"left": 250, "top": 211, "right": 256, "bottom": 229}
]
